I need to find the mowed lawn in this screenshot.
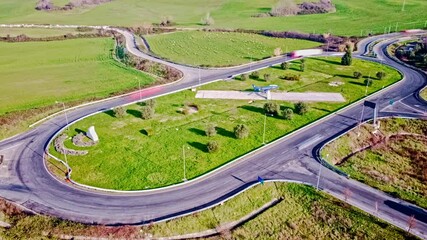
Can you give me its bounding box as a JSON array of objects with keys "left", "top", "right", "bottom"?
[
  {"left": 0, "top": 38, "right": 154, "bottom": 116},
  {"left": 145, "top": 31, "right": 320, "bottom": 67},
  {"left": 0, "top": 27, "right": 97, "bottom": 37},
  {"left": 49, "top": 57, "right": 401, "bottom": 190},
  {"left": 1, "top": 0, "right": 427, "bottom": 36}
]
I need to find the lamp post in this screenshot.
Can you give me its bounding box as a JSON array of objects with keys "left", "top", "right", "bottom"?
[
  {"left": 262, "top": 113, "right": 267, "bottom": 144},
  {"left": 137, "top": 77, "right": 142, "bottom": 101},
  {"left": 56, "top": 101, "right": 69, "bottom": 132},
  {"left": 182, "top": 145, "right": 189, "bottom": 181},
  {"left": 198, "top": 66, "right": 201, "bottom": 87},
  {"left": 316, "top": 154, "right": 327, "bottom": 191}
]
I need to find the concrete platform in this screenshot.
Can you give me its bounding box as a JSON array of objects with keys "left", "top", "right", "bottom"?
[{"left": 195, "top": 90, "right": 346, "bottom": 102}]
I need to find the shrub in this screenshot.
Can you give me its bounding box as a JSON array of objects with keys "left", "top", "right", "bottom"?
[
  {"left": 294, "top": 102, "right": 308, "bottom": 115},
  {"left": 141, "top": 106, "right": 154, "bottom": 119},
  {"left": 250, "top": 71, "right": 260, "bottom": 79},
  {"left": 300, "top": 62, "right": 305, "bottom": 72},
  {"left": 207, "top": 141, "right": 219, "bottom": 153},
  {"left": 234, "top": 124, "right": 250, "bottom": 139},
  {"left": 281, "top": 62, "right": 290, "bottom": 70},
  {"left": 376, "top": 71, "right": 386, "bottom": 80},
  {"left": 201, "top": 12, "right": 215, "bottom": 26},
  {"left": 353, "top": 71, "right": 362, "bottom": 79},
  {"left": 206, "top": 125, "right": 217, "bottom": 137},
  {"left": 274, "top": 47, "right": 282, "bottom": 56},
  {"left": 270, "top": 0, "right": 299, "bottom": 16},
  {"left": 364, "top": 78, "right": 373, "bottom": 87},
  {"left": 282, "top": 108, "right": 293, "bottom": 120},
  {"left": 264, "top": 102, "right": 280, "bottom": 115},
  {"left": 264, "top": 73, "right": 271, "bottom": 81},
  {"left": 240, "top": 74, "right": 248, "bottom": 81},
  {"left": 341, "top": 44, "right": 353, "bottom": 66},
  {"left": 144, "top": 128, "right": 155, "bottom": 136},
  {"left": 280, "top": 74, "right": 301, "bottom": 81},
  {"left": 146, "top": 99, "right": 156, "bottom": 108},
  {"left": 113, "top": 106, "right": 126, "bottom": 118}
]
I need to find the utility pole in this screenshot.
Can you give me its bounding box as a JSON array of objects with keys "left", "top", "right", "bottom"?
[
  {"left": 316, "top": 154, "right": 326, "bottom": 191},
  {"left": 138, "top": 78, "right": 142, "bottom": 101},
  {"left": 395, "top": 22, "right": 399, "bottom": 32},
  {"left": 401, "top": 0, "right": 406, "bottom": 12},
  {"left": 262, "top": 113, "right": 267, "bottom": 144},
  {"left": 56, "top": 101, "right": 69, "bottom": 132},
  {"left": 182, "top": 145, "right": 187, "bottom": 181},
  {"left": 198, "top": 66, "right": 201, "bottom": 87}
]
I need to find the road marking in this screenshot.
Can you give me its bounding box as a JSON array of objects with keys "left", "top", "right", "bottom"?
[{"left": 297, "top": 134, "right": 323, "bottom": 150}]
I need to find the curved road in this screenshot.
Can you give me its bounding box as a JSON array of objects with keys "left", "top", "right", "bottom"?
[{"left": 0, "top": 27, "right": 426, "bottom": 238}]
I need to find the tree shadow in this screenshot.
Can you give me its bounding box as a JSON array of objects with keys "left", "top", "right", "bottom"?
[
  {"left": 104, "top": 110, "right": 116, "bottom": 118},
  {"left": 126, "top": 109, "right": 141, "bottom": 118},
  {"left": 239, "top": 105, "right": 264, "bottom": 114},
  {"left": 74, "top": 128, "right": 86, "bottom": 134},
  {"left": 257, "top": 7, "right": 271, "bottom": 11},
  {"left": 312, "top": 107, "right": 331, "bottom": 113},
  {"left": 310, "top": 57, "right": 341, "bottom": 65},
  {"left": 188, "top": 141, "right": 207, "bottom": 153},
  {"left": 243, "top": 56, "right": 262, "bottom": 61},
  {"left": 189, "top": 128, "right": 206, "bottom": 136},
  {"left": 270, "top": 65, "right": 283, "bottom": 70},
  {"left": 216, "top": 127, "right": 235, "bottom": 139},
  {"left": 349, "top": 81, "right": 365, "bottom": 86},
  {"left": 136, "top": 102, "right": 146, "bottom": 107},
  {"left": 140, "top": 129, "right": 148, "bottom": 136},
  {"left": 334, "top": 74, "right": 354, "bottom": 79}
]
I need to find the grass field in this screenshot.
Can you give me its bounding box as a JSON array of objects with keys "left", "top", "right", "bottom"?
[
  {"left": 148, "top": 183, "right": 413, "bottom": 239},
  {"left": 0, "top": 38, "right": 155, "bottom": 140},
  {"left": 322, "top": 118, "right": 427, "bottom": 209},
  {"left": 0, "top": 183, "right": 414, "bottom": 239},
  {"left": 1, "top": 0, "right": 426, "bottom": 36},
  {"left": 0, "top": 27, "right": 96, "bottom": 37},
  {"left": 48, "top": 57, "right": 401, "bottom": 190},
  {"left": 421, "top": 88, "right": 427, "bottom": 101},
  {"left": 145, "top": 31, "right": 320, "bottom": 67}
]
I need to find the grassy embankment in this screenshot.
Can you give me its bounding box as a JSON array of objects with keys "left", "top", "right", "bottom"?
[
  {"left": 1, "top": 0, "right": 426, "bottom": 36},
  {"left": 322, "top": 118, "right": 427, "bottom": 209},
  {"left": 49, "top": 57, "right": 401, "bottom": 190},
  {"left": 145, "top": 31, "right": 320, "bottom": 67},
  {"left": 0, "top": 27, "right": 97, "bottom": 37},
  {"left": 0, "top": 183, "right": 415, "bottom": 239},
  {"left": 421, "top": 88, "right": 427, "bottom": 101},
  {"left": 0, "top": 38, "right": 155, "bottom": 140}
]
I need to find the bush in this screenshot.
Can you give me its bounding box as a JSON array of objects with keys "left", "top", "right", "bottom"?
[
  {"left": 264, "top": 73, "right": 271, "bottom": 81},
  {"left": 281, "top": 62, "right": 290, "bottom": 70},
  {"left": 113, "top": 106, "right": 126, "bottom": 118},
  {"left": 353, "top": 71, "right": 362, "bottom": 79},
  {"left": 250, "top": 71, "right": 260, "bottom": 79},
  {"left": 300, "top": 62, "right": 305, "bottom": 72},
  {"left": 240, "top": 74, "right": 248, "bottom": 81},
  {"left": 282, "top": 108, "right": 293, "bottom": 120},
  {"left": 141, "top": 106, "right": 154, "bottom": 119},
  {"left": 201, "top": 12, "right": 215, "bottom": 26},
  {"left": 146, "top": 99, "right": 156, "bottom": 108},
  {"left": 206, "top": 125, "right": 217, "bottom": 137},
  {"left": 294, "top": 102, "right": 308, "bottom": 115},
  {"left": 264, "top": 102, "right": 280, "bottom": 115},
  {"left": 274, "top": 47, "right": 282, "bottom": 56},
  {"left": 376, "top": 71, "right": 386, "bottom": 80},
  {"left": 207, "top": 141, "right": 219, "bottom": 153},
  {"left": 234, "top": 124, "right": 250, "bottom": 139},
  {"left": 280, "top": 74, "right": 301, "bottom": 81},
  {"left": 364, "top": 78, "right": 373, "bottom": 87}
]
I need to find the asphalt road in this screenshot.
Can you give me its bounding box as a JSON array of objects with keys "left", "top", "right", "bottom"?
[{"left": 0, "top": 27, "right": 426, "bottom": 238}]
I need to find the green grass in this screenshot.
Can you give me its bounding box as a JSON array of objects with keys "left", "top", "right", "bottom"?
[
  {"left": 1, "top": 0, "right": 427, "bottom": 36},
  {"left": 421, "top": 88, "right": 427, "bottom": 101},
  {"left": 145, "top": 31, "right": 320, "bottom": 67},
  {"left": 0, "top": 38, "right": 155, "bottom": 140},
  {"left": 322, "top": 118, "right": 427, "bottom": 209},
  {"left": 49, "top": 57, "right": 401, "bottom": 190},
  {"left": 0, "top": 27, "right": 96, "bottom": 37},
  {"left": 148, "top": 183, "right": 413, "bottom": 239}
]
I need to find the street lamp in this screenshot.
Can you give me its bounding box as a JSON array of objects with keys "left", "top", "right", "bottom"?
[
  {"left": 182, "top": 145, "right": 189, "bottom": 181},
  {"left": 316, "top": 154, "right": 327, "bottom": 191},
  {"left": 262, "top": 113, "right": 267, "bottom": 144},
  {"left": 55, "top": 101, "right": 69, "bottom": 132}
]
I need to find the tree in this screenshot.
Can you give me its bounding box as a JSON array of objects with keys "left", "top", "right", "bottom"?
[
  {"left": 281, "top": 62, "right": 290, "bottom": 70},
  {"left": 264, "top": 73, "right": 271, "bottom": 81},
  {"left": 201, "top": 12, "right": 215, "bottom": 26},
  {"left": 282, "top": 108, "right": 293, "bottom": 120},
  {"left": 250, "top": 71, "right": 260, "bottom": 79},
  {"left": 274, "top": 47, "right": 282, "bottom": 56},
  {"left": 364, "top": 78, "right": 373, "bottom": 86},
  {"left": 353, "top": 71, "right": 362, "bottom": 79},
  {"left": 206, "top": 125, "right": 217, "bottom": 137},
  {"left": 234, "top": 124, "right": 250, "bottom": 139},
  {"left": 270, "top": 0, "right": 299, "bottom": 16},
  {"left": 113, "top": 106, "right": 126, "bottom": 118},
  {"left": 146, "top": 99, "right": 156, "bottom": 108},
  {"left": 115, "top": 45, "right": 126, "bottom": 60},
  {"left": 300, "top": 62, "right": 305, "bottom": 72},
  {"left": 207, "top": 141, "right": 219, "bottom": 153},
  {"left": 240, "top": 74, "right": 248, "bottom": 81},
  {"left": 376, "top": 71, "right": 386, "bottom": 80},
  {"left": 294, "top": 102, "right": 308, "bottom": 115},
  {"left": 141, "top": 106, "right": 154, "bottom": 119},
  {"left": 264, "top": 102, "right": 280, "bottom": 115},
  {"left": 341, "top": 44, "right": 353, "bottom": 66}
]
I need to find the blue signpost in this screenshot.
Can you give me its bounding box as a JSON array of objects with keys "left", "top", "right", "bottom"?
[{"left": 257, "top": 176, "right": 265, "bottom": 185}]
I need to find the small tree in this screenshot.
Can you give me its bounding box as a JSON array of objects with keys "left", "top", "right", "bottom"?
[
  {"left": 201, "top": 12, "right": 215, "bottom": 26},
  {"left": 273, "top": 47, "right": 282, "bottom": 56},
  {"left": 206, "top": 125, "right": 217, "bottom": 137},
  {"left": 264, "top": 73, "right": 271, "bottom": 81},
  {"left": 207, "top": 141, "right": 219, "bottom": 153},
  {"left": 281, "top": 62, "right": 290, "bottom": 70},
  {"left": 234, "top": 124, "right": 250, "bottom": 139},
  {"left": 300, "top": 62, "right": 305, "bottom": 72},
  {"left": 250, "top": 71, "right": 260, "bottom": 79},
  {"left": 146, "top": 99, "right": 156, "bottom": 108},
  {"left": 113, "top": 106, "right": 126, "bottom": 118},
  {"left": 240, "top": 74, "right": 248, "bottom": 81},
  {"left": 264, "top": 102, "right": 280, "bottom": 115},
  {"left": 364, "top": 78, "right": 373, "bottom": 87},
  {"left": 282, "top": 108, "right": 293, "bottom": 120},
  {"left": 141, "top": 106, "right": 154, "bottom": 119},
  {"left": 341, "top": 44, "right": 353, "bottom": 66},
  {"left": 353, "top": 71, "right": 362, "bottom": 79},
  {"left": 294, "top": 102, "right": 308, "bottom": 115},
  {"left": 376, "top": 71, "right": 386, "bottom": 80}
]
